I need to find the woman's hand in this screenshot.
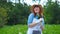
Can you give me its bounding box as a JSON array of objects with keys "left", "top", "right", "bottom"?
[{"left": 40, "top": 25, "right": 44, "bottom": 31}]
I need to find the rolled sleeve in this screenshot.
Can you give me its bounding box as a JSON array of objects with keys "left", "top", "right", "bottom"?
[{"left": 27, "top": 13, "right": 34, "bottom": 25}]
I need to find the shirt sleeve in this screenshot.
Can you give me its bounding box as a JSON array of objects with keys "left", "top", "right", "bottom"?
[{"left": 27, "top": 13, "right": 34, "bottom": 25}]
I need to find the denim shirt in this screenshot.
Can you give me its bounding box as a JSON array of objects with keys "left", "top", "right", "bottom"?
[{"left": 27, "top": 13, "right": 44, "bottom": 26}]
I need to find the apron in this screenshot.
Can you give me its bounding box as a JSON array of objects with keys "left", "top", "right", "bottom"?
[{"left": 27, "top": 23, "right": 42, "bottom": 34}]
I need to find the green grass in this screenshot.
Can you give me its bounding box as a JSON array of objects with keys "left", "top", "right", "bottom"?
[
  {"left": 43, "top": 24, "right": 60, "bottom": 34},
  {"left": 0, "top": 24, "right": 60, "bottom": 34}
]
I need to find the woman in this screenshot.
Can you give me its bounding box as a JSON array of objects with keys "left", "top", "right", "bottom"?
[{"left": 27, "top": 4, "right": 44, "bottom": 34}]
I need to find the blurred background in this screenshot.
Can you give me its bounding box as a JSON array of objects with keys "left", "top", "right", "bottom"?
[{"left": 0, "top": 0, "right": 60, "bottom": 34}]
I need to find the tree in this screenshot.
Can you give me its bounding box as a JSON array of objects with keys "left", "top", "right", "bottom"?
[
  {"left": 44, "top": 0, "right": 60, "bottom": 24},
  {"left": 50, "top": 0, "right": 60, "bottom": 24},
  {"left": 0, "top": 0, "right": 30, "bottom": 25},
  {"left": 0, "top": 7, "right": 7, "bottom": 27}
]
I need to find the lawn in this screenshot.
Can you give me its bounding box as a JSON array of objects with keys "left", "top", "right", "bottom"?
[{"left": 0, "top": 24, "right": 60, "bottom": 34}]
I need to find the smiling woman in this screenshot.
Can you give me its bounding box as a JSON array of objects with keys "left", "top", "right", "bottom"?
[{"left": 27, "top": 4, "right": 44, "bottom": 34}]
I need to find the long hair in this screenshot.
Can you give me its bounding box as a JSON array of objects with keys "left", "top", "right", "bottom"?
[{"left": 31, "top": 4, "right": 43, "bottom": 17}]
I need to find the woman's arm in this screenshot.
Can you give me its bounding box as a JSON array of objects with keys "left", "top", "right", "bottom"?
[
  {"left": 29, "top": 18, "right": 42, "bottom": 28},
  {"left": 28, "top": 13, "right": 37, "bottom": 28},
  {"left": 29, "top": 22, "right": 37, "bottom": 28}
]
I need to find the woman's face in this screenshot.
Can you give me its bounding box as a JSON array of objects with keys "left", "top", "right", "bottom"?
[{"left": 34, "top": 7, "right": 40, "bottom": 13}]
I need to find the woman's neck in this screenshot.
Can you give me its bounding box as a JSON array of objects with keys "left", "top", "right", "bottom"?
[{"left": 36, "top": 13, "right": 39, "bottom": 16}]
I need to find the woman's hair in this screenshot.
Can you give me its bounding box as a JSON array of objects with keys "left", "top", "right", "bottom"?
[{"left": 31, "top": 4, "right": 43, "bottom": 16}]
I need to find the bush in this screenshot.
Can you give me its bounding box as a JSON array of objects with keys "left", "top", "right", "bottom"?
[{"left": 0, "top": 7, "right": 8, "bottom": 27}]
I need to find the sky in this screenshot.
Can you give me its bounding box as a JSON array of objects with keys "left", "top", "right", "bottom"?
[
  {"left": 20, "top": 0, "right": 60, "bottom": 6},
  {"left": 10, "top": 0, "right": 60, "bottom": 6},
  {"left": 20, "top": 0, "right": 47, "bottom": 6}
]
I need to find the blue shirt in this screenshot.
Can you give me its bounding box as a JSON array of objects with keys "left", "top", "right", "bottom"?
[{"left": 27, "top": 13, "right": 44, "bottom": 26}]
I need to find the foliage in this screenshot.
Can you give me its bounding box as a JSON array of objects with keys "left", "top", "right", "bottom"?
[
  {"left": 0, "top": 0, "right": 31, "bottom": 26},
  {"left": 0, "top": 7, "right": 7, "bottom": 27},
  {"left": 44, "top": 0, "right": 60, "bottom": 24},
  {"left": 7, "top": 3, "right": 30, "bottom": 25}
]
